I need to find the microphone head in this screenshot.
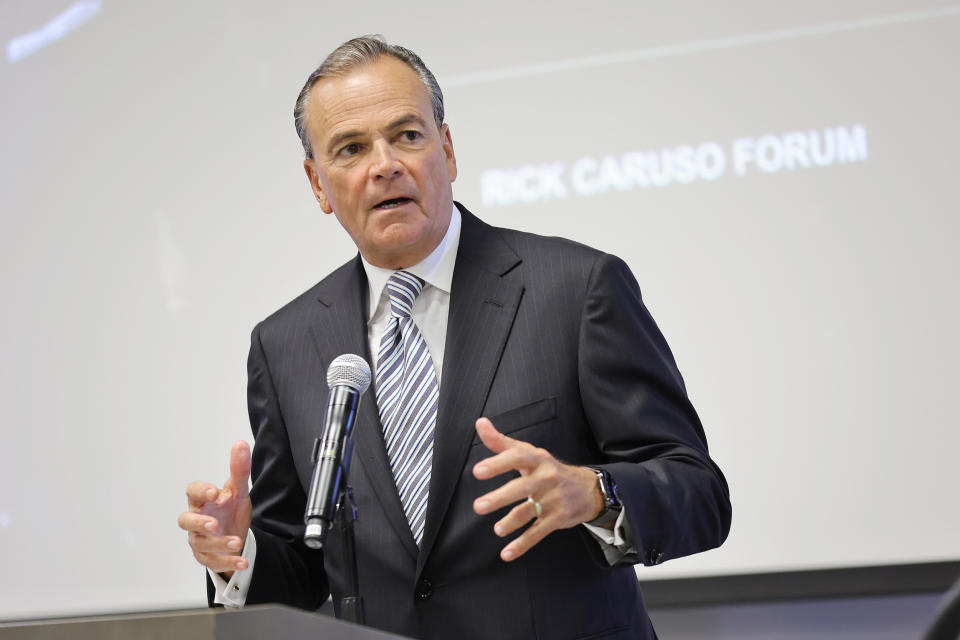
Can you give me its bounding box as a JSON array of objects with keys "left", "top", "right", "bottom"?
[{"left": 326, "top": 354, "right": 371, "bottom": 394}]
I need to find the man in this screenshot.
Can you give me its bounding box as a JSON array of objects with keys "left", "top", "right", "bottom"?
[{"left": 179, "top": 36, "right": 731, "bottom": 639}]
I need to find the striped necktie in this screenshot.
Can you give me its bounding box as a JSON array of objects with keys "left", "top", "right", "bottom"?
[{"left": 375, "top": 271, "right": 439, "bottom": 544}]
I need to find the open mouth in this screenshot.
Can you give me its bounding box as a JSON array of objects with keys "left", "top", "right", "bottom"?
[{"left": 374, "top": 197, "right": 413, "bottom": 209}]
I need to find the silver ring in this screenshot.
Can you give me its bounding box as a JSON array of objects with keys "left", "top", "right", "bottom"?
[{"left": 526, "top": 496, "right": 543, "bottom": 517}]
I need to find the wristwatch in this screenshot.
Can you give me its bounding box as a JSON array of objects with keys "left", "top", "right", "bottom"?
[{"left": 585, "top": 467, "right": 622, "bottom": 527}]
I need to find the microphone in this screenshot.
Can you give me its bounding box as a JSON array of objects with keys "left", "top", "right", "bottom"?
[{"left": 304, "top": 354, "right": 371, "bottom": 549}]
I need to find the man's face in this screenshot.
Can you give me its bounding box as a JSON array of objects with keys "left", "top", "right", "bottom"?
[{"left": 303, "top": 55, "right": 458, "bottom": 269}]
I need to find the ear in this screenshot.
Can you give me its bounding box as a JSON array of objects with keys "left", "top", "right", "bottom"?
[
  {"left": 440, "top": 123, "right": 458, "bottom": 183},
  {"left": 303, "top": 158, "right": 333, "bottom": 214}
]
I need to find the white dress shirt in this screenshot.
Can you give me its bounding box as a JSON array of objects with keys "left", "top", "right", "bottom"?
[{"left": 211, "top": 204, "right": 633, "bottom": 605}]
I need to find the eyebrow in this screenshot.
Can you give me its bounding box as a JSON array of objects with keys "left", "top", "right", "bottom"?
[{"left": 324, "top": 114, "right": 430, "bottom": 155}]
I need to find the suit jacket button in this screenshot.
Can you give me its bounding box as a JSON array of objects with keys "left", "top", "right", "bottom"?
[{"left": 415, "top": 579, "right": 433, "bottom": 599}]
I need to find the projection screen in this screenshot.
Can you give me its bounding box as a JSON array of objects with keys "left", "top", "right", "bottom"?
[{"left": 1, "top": 0, "right": 958, "bottom": 619}]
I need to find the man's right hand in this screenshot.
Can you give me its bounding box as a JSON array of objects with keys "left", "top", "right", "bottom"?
[{"left": 178, "top": 440, "right": 252, "bottom": 578}]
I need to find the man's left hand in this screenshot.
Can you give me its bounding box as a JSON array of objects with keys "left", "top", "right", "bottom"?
[{"left": 472, "top": 417, "right": 604, "bottom": 562}]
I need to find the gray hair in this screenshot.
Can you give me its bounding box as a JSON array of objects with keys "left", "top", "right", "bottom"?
[{"left": 294, "top": 35, "right": 445, "bottom": 159}]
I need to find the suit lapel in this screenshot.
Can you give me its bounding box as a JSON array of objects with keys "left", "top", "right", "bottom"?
[
  {"left": 417, "top": 207, "right": 524, "bottom": 574},
  {"left": 310, "top": 256, "right": 419, "bottom": 559}
]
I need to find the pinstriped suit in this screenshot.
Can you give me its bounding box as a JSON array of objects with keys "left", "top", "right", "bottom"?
[{"left": 232, "top": 204, "right": 731, "bottom": 639}]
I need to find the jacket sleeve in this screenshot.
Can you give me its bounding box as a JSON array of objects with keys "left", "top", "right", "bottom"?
[
  {"left": 578, "top": 253, "right": 732, "bottom": 568},
  {"left": 241, "top": 322, "right": 329, "bottom": 609}
]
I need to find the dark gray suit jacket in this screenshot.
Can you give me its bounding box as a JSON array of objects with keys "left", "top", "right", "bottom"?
[{"left": 227, "top": 205, "right": 731, "bottom": 639}]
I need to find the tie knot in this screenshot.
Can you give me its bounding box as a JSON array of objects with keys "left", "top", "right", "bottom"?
[{"left": 386, "top": 271, "right": 424, "bottom": 318}]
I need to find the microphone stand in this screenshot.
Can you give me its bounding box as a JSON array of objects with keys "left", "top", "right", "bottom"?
[
  {"left": 335, "top": 484, "right": 364, "bottom": 625},
  {"left": 334, "top": 438, "right": 364, "bottom": 625}
]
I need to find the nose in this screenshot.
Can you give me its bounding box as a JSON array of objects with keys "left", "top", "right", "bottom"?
[{"left": 370, "top": 141, "right": 403, "bottom": 180}]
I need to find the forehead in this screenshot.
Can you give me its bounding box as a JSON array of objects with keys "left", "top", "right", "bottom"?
[{"left": 306, "top": 56, "right": 434, "bottom": 144}]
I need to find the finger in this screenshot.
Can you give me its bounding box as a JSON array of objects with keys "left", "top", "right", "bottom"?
[
  {"left": 193, "top": 549, "right": 249, "bottom": 573},
  {"left": 501, "top": 516, "right": 555, "bottom": 562},
  {"left": 473, "top": 444, "right": 541, "bottom": 481},
  {"left": 186, "top": 482, "right": 220, "bottom": 509},
  {"left": 474, "top": 475, "right": 537, "bottom": 515},
  {"left": 492, "top": 498, "right": 541, "bottom": 537},
  {"left": 188, "top": 531, "right": 245, "bottom": 554},
  {"left": 474, "top": 418, "right": 525, "bottom": 455},
  {"left": 178, "top": 511, "right": 221, "bottom": 534},
  {"left": 226, "top": 440, "right": 251, "bottom": 500}
]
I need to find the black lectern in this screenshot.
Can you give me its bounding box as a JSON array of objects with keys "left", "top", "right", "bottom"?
[{"left": 0, "top": 604, "right": 412, "bottom": 640}]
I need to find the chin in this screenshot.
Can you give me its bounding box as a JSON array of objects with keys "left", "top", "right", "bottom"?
[
  {"left": 369, "top": 226, "right": 435, "bottom": 264},
  {"left": 379, "top": 230, "right": 426, "bottom": 251}
]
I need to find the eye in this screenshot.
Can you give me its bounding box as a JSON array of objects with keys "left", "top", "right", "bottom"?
[
  {"left": 400, "top": 130, "right": 422, "bottom": 143},
  {"left": 338, "top": 142, "right": 361, "bottom": 157}
]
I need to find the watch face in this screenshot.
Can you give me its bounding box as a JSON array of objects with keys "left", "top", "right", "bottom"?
[
  {"left": 600, "top": 470, "right": 620, "bottom": 509},
  {"left": 586, "top": 468, "right": 621, "bottom": 526}
]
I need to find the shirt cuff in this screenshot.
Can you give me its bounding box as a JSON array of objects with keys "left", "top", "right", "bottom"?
[
  {"left": 209, "top": 529, "right": 257, "bottom": 607},
  {"left": 582, "top": 507, "right": 637, "bottom": 565}
]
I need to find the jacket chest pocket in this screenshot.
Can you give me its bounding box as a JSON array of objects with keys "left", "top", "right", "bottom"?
[{"left": 470, "top": 397, "right": 556, "bottom": 447}]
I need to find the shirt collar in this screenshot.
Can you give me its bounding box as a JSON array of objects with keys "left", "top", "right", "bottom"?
[{"left": 360, "top": 203, "right": 462, "bottom": 320}]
